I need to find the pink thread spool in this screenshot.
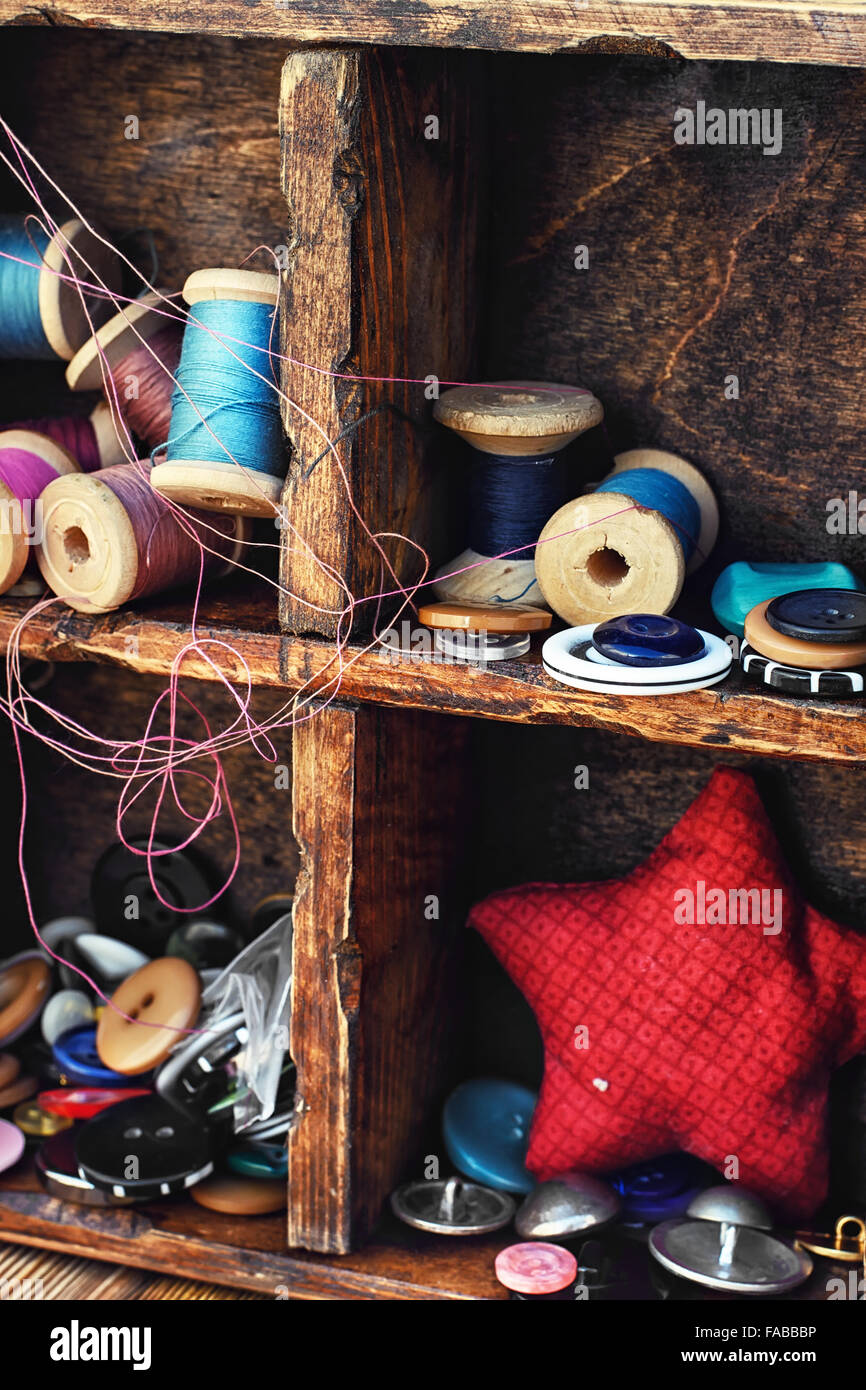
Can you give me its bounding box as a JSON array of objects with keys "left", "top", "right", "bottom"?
[
  {"left": 9, "top": 402, "right": 127, "bottom": 471},
  {"left": 35, "top": 460, "right": 248, "bottom": 613},
  {"left": 66, "top": 293, "right": 183, "bottom": 452},
  {"left": 0, "top": 428, "right": 80, "bottom": 595}
]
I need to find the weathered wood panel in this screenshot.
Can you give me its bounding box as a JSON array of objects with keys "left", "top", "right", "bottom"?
[
  {"left": 278, "top": 46, "right": 485, "bottom": 637},
  {"left": 3, "top": 0, "right": 866, "bottom": 69}
]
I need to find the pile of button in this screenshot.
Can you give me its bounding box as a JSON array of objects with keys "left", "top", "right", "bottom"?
[
  {"left": 0, "top": 841, "right": 294, "bottom": 1218},
  {"left": 542, "top": 614, "right": 732, "bottom": 696},
  {"left": 389, "top": 1075, "right": 817, "bottom": 1299},
  {"left": 741, "top": 589, "right": 866, "bottom": 698}
]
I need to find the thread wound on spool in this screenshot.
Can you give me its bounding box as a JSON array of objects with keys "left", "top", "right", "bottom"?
[
  {"left": 110, "top": 324, "right": 182, "bottom": 450},
  {"left": 468, "top": 455, "right": 570, "bottom": 558},
  {"left": 37, "top": 462, "right": 245, "bottom": 613},
  {"left": 595, "top": 468, "right": 699, "bottom": 564},
  {"left": 165, "top": 299, "right": 285, "bottom": 479},
  {"left": 0, "top": 216, "right": 52, "bottom": 358},
  {"left": 10, "top": 415, "right": 102, "bottom": 473}
]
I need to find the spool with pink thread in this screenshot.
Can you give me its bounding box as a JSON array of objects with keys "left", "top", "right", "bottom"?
[
  {"left": 0, "top": 428, "right": 81, "bottom": 595},
  {"left": 35, "top": 460, "right": 248, "bottom": 613},
  {"left": 9, "top": 402, "right": 126, "bottom": 472},
  {"left": 65, "top": 293, "right": 183, "bottom": 453}
]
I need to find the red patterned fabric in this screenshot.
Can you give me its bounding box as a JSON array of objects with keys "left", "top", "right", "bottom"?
[{"left": 469, "top": 767, "right": 866, "bottom": 1219}]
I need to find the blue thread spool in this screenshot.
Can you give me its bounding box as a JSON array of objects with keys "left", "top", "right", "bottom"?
[
  {"left": 432, "top": 381, "right": 603, "bottom": 606},
  {"left": 150, "top": 268, "right": 286, "bottom": 517},
  {"left": 0, "top": 215, "right": 120, "bottom": 362},
  {"left": 535, "top": 447, "right": 719, "bottom": 626}
]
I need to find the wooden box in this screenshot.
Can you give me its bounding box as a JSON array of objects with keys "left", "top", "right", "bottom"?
[{"left": 0, "top": 7, "right": 863, "bottom": 1299}]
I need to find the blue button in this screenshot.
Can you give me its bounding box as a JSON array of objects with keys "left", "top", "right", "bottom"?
[
  {"left": 608, "top": 1152, "right": 714, "bottom": 1220},
  {"left": 443, "top": 1078, "right": 537, "bottom": 1194},
  {"left": 227, "top": 1141, "right": 288, "bottom": 1179},
  {"left": 592, "top": 614, "right": 706, "bottom": 667},
  {"left": 52, "top": 1025, "right": 141, "bottom": 1088}
]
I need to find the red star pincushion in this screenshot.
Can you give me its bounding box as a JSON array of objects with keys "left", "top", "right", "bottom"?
[{"left": 469, "top": 767, "right": 866, "bottom": 1219}]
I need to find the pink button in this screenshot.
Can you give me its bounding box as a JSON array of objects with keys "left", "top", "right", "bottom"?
[
  {"left": 0, "top": 1118, "right": 25, "bottom": 1175},
  {"left": 495, "top": 1242, "right": 578, "bottom": 1295}
]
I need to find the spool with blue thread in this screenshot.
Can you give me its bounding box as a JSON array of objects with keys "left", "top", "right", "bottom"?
[
  {"left": 535, "top": 447, "right": 719, "bottom": 626},
  {"left": 150, "top": 268, "right": 286, "bottom": 517},
  {"left": 0, "top": 215, "right": 121, "bottom": 362},
  {"left": 432, "top": 381, "right": 603, "bottom": 607}
]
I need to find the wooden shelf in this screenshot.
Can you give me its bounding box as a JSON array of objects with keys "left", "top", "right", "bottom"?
[
  {"left": 3, "top": 0, "right": 866, "bottom": 68},
  {"left": 0, "top": 1166, "right": 505, "bottom": 1300},
  {"left": 0, "top": 586, "right": 863, "bottom": 764}
]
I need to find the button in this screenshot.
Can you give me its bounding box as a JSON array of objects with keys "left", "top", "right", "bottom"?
[
  {"left": 75, "top": 1092, "right": 215, "bottom": 1198},
  {"left": 0, "top": 953, "right": 51, "bottom": 1045},
  {"left": 39, "top": 1087, "right": 151, "bottom": 1119},
  {"left": 41, "top": 989, "right": 95, "bottom": 1046},
  {"left": 740, "top": 641, "right": 866, "bottom": 698},
  {"left": 227, "top": 1141, "right": 288, "bottom": 1180},
  {"left": 0, "top": 1117, "right": 25, "bottom": 1175},
  {"left": 165, "top": 919, "right": 245, "bottom": 971},
  {"left": 746, "top": 599, "right": 866, "bottom": 670},
  {"left": 97, "top": 957, "right": 201, "bottom": 1076},
  {"left": 443, "top": 1078, "right": 537, "bottom": 1193},
  {"left": 0, "top": 1074, "right": 37, "bottom": 1109},
  {"left": 515, "top": 1172, "right": 621, "bottom": 1239},
  {"left": 767, "top": 588, "right": 866, "bottom": 644},
  {"left": 0, "top": 1052, "right": 20, "bottom": 1090},
  {"left": 649, "top": 1219, "right": 811, "bottom": 1294},
  {"left": 592, "top": 614, "right": 706, "bottom": 667},
  {"left": 91, "top": 839, "right": 213, "bottom": 954},
  {"left": 36, "top": 916, "right": 95, "bottom": 961},
  {"left": 154, "top": 1009, "right": 246, "bottom": 1116},
  {"left": 53, "top": 1025, "right": 136, "bottom": 1087},
  {"left": 35, "top": 1128, "right": 134, "bottom": 1206},
  {"left": 12, "top": 1100, "right": 73, "bottom": 1137},
  {"left": 74, "top": 935, "right": 151, "bottom": 987},
  {"left": 494, "top": 1242, "right": 578, "bottom": 1296},
  {"left": 391, "top": 1176, "right": 515, "bottom": 1235},
  {"left": 609, "top": 1152, "right": 715, "bottom": 1221},
  {"left": 710, "top": 562, "right": 863, "bottom": 640},
  {"left": 543, "top": 625, "right": 731, "bottom": 695},
  {"left": 249, "top": 895, "right": 293, "bottom": 940},
  {"left": 418, "top": 601, "right": 552, "bottom": 633},
  {"left": 190, "top": 1173, "right": 286, "bottom": 1216},
  {"left": 686, "top": 1183, "right": 772, "bottom": 1229}
]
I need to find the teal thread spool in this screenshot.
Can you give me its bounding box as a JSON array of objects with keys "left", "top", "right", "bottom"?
[
  {"left": 0, "top": 215, "right": 121, "bottom": 362},
  {"left": 151, "top": 268, "right": 285, "bottom": 517},
  {"left": 535, "top": 448, "right": 719, "bottom": 625}
]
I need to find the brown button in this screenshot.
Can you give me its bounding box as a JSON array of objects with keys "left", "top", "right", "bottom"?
[
  {"left": 0, "top": 957, "right": 51, "bottom": 1045},
  {"left": 0, "top": 1074, "right": 38, "bottom": 1109},
  {"left": 745, "top": 600, "right": 866, "bottom": 670},
  {"left": 418, "top": 600, "right": 552, "bottom": 632},
  {"left": 0, "top": 1053, "right": 20, "bottom": 1090},
  {"left": 190, "top": 1173, "right": 287, "bottom": 1216},
  {"left": 97, "top": 957, "right": 201, "bottom": 1075}
]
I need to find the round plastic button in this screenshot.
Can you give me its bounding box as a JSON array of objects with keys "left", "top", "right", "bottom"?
[
  {"left": 53, "top": 1025, "right": 134, "bottom": 1087},
  {"left": 91, "top": 839, "right": 212, "bottom": 954},
  {"left": 35, "top": 1129, "right": 134, "bottom": 1207},
  {"left": 766, "top": 588, "right": 866, "bottom": 645},
  {"left": 76, "top": 1093, "right": 215, "bottom": 1198},
  {"left": 41, "top": 989, "right": 95, "bottom": 1046},
  {"left": 0, "top": 1053, "right": 20, "bottom": 1090},
  {"left": 190, "top": 1173, "right": 286, "bottom": 1215},
  {"left": 0, "top": 1117, "right": 26, "bottom": 1174},
  {"left": 12, "top": 1100, "right": 73, "bottom": 1137},
  {"left": 165, "top": 919, "right": 245, "bottom": 971},
  {"left": 0, "top": 954, "right": 51, "bottom": 1045},
  {"left": 0, "top": 1074, "right": 37, "bottom": 1109},
  {"left": 494, "top": 1242, "right": 577, "bottom": 1295},
  {"left": 592, "top": 614, "right": 706, "bottom": 667},
  {"left": 443, "top": 1077, "right": 537, "bottom": 1193},
  {"left": 97, "top": 957, "right": 201, "bottom": 1076},
  {"left": 227, "top": 1141, "right": 288, "bottom": 1180},
  {"left": 746, "top": 599, "right": 866, "bottom": 670},
  {"left": 39, "top": 1087, "right": 151, "bottom": 1119}
]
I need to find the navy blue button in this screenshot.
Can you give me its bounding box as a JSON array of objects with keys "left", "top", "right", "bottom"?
[
  {"left": 52, "top": 1025, "right": 140, "bottom": 1088},
  {"left": 592, "top": 614, "right": 706, "bottom": 667},
  {"left": 608, "top": 1153, "right": 714, "bottom": 1221}
]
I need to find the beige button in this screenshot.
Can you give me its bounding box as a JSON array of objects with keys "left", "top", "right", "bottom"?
[
  {"left": 97, "top": 957, "right": 201, "bottom": 1075},
  {"left": 418, "top": 601, "right": 552, "bottom": 633},
  {"left": 0, "top": 958, "right": 51, "bottom": 1046},
  {"left": 190, "top": 1174, "right": 287, "bottom": 1216},
  {"left": 745, "top": 599, "right": 866, "bottom": 670}
]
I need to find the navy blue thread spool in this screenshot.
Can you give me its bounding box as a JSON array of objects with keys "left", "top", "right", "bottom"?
[
  {"left": 432, "top": 381, "right": 603, "bottom": 606},
  {"left": 535, "top": 447, "right": 719, "bottom": 626},
  {"left": 150, "top": 268, "right": 285, "bottom": 518}
]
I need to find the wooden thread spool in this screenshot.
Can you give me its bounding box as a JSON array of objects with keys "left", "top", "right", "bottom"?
[
  {"left": 35, "top": 462, "right": 248, "bottom": 614},
  {"left": 0, "top": 428, "right": 80, "bottom": 595},
  {"left": 150, "top": 268, "right": 284, "bottom": 517},
  {"left": 0, "top": 216, "right": 122, "bottom": 361},
  {"left": 66, "top": 291, "right": 182, "bottom": 451},
  {"left": 535, "top": 447, "right": 719, "bottom": 626},
  {"left": 432, "top": 381, "right": 603, "bottom": 607}
]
